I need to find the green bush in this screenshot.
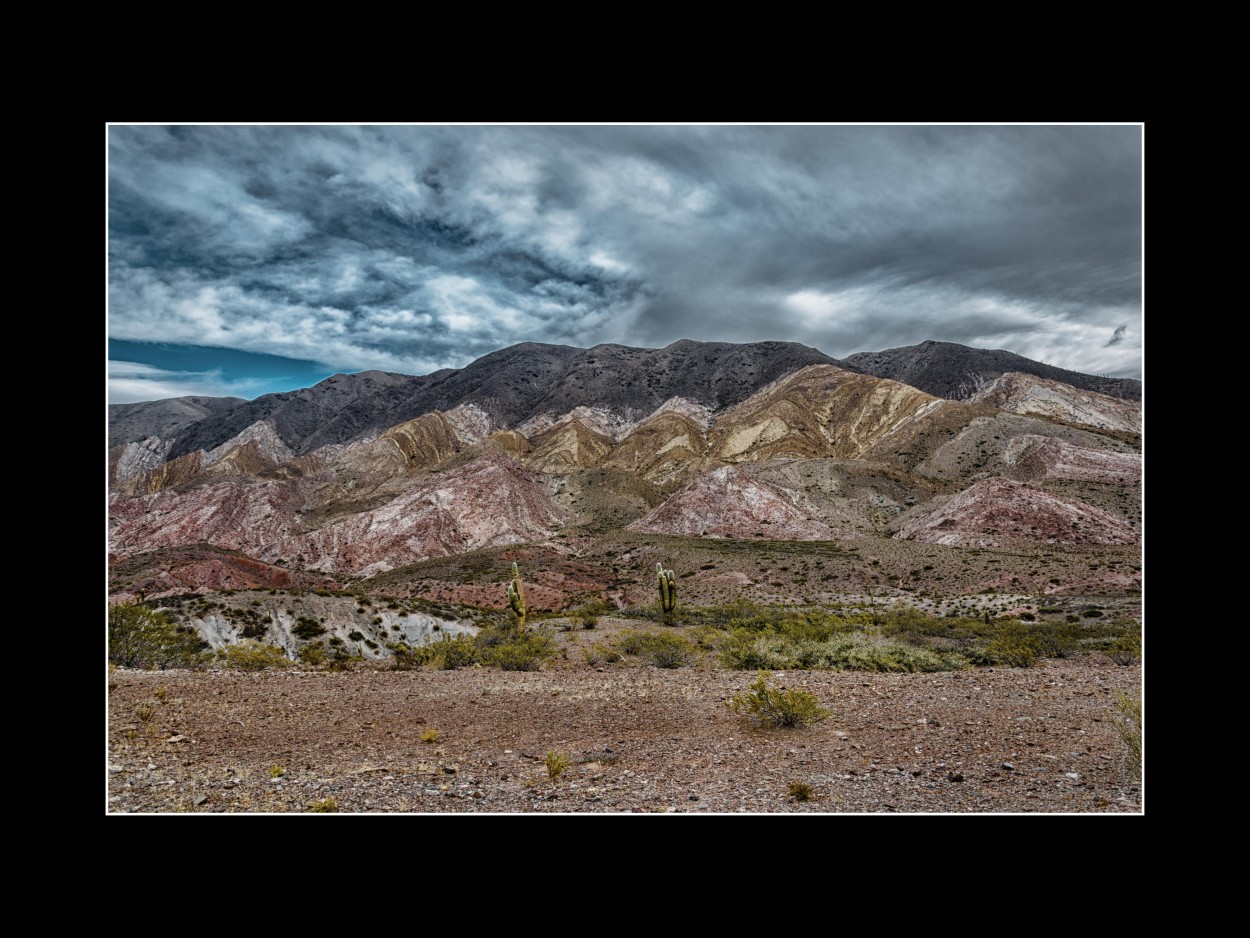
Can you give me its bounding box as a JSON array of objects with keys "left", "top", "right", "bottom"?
[
  {"left": 217, "top": 641, "right": 291, "bottom": 671},
  {"left": 297, "top": 643, "right": 327, "bottom": 666},
  {"left": 546, "top": 750, "right": 570, "bottom": 782},
  {"left": 612, "top": 629, "right": 696, "bottom": 668},
  {"left": 574, "top": 598, "right": 610, "bottom": 629},
  {"left": 983, "top": 633, "right": 1043, "bottom": 667},
  {"left": 426, "top": 634, "right": 480, "bottom": 671},
  {"left": 292, "top": 617, "right": 326, "bottom": 639},
  {"left": 1106, "top": 632, "right": 1141, "bottom": 665},
  {"left": 484, "top": 627, "right": 557, "bottom": 671},
  {"left": 788, "top": 781, "right": 816, "bottom": 802},
  {"left": 728, "top": 671, "right": 832, "bottom": 728},
  {"left": 582, "top": 643, "right": 622, "bottom": 666},
  {"left": 108, "top": 602, "right": 206, "bottom": 669},
  {"left": 719, "top": 630, "right": 963, "bottom": 673}
]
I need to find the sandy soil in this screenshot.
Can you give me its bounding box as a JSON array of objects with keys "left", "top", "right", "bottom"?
[{"left": 107, "top": 657, "right": 1142, "bottom": 814}]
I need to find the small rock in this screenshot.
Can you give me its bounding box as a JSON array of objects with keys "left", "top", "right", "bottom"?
[
  {"left": 443, "top": 765, "right": 457, "bottom": 774},
  {"left": 947, "top": 772, "right": 964, "bottom": 783},
  {"left": 1065, "top": 772, "right": 1080, "bottom": 781},
  {"left": 147, "top": 763, "right": 157, "bottom": 770},
  {"left": 1002, "top": 762, "right": 1015, "bottom": 771},
  {"left": 689, "top": 794, "right": 699, "bottom": 801},
  {"left": 108, "top": 765, "right": 123, "bottom": 774},
  {"left": 194, "top": 795, "right": 209, "bottom": 806}
]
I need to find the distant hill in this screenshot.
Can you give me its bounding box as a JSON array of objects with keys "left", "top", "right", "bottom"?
[{"left": 843, "top": 340, "right": 1141, "bottom": 401}]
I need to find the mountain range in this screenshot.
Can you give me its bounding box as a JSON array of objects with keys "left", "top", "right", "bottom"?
[{"left": 108, "top": 339, "right": 1141, "bottom": 607}]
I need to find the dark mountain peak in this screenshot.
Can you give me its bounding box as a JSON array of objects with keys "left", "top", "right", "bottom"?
[
  {"left": 108, "top": 395, "right": 248, "bottom": 444},
  {"left": 112, "top": 338, "right": 1137, "bottom": 459},
  {"left": 844, "top": 340, "right": 1141, "bottom": 402}
]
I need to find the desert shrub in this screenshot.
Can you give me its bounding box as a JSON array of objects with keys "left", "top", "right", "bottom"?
[
  {"left": 582, "top": 643, "right": 622, "bottom": 666},
  {"left": 641, "top": 633, "right": 696, "bottom": 668},
  {"left": 108, "top": 602, "right": 207, "bottom": 670},
  {"left": 269, "top": 765, "right": 286, "bottom": 778},
  {"left": 217, "top": 641, "right": 291, "bottom": 671},
  {"left": 428, "top": 634, "right": 479, "bottom": 670},
  {"left": 575, "top": 598, "right": 610, "bottom": 629},
  {"left": 420, "top": 728, "right": 441, "bottom": 744},
  {"left": 718, "top": 631, "right": 798, "bottom": 670},
  {"left": 545, "top": 750, "right": 570, "bottom": 782},
  {"left": 308, "top": 797, "right": 337, "bottom": 813},
  {"left": 788, "top": 781, "right": 816, "bottom": 802},
  {"left": 613, "top": 629, "right": 659, "bottom": 656},
  {"left": 728, "top": 671, "right": 832, "bottom": 728},
  {"left": 346, "top": 630, "right": 365, "bottom": 642},
  {"left": 1113, "top": 691, "right": 1142, "bottom": 779},
  {"left": 983, "top": 633, "right": 1043, "bottom": 668},
  {"left": 719, "top": 630, "right": 961, "bottom": 673},
  {"left": 612, "top": 629, "right": 696, "bottom": 668},
  {"left": 297, "top": 643, "right": 327, "bottom": 666},
  {"left": 292, "top": 617, "right": 326, "bottom": 639},
  {"left": 1106, "top": 632, "right": 1142, "bottom": 665},
  {"left": 484, "top": 628, "right": 557, "bottom": 671}
]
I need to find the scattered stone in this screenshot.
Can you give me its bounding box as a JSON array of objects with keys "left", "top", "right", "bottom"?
[
  {"left": 948, "top": 772, "right": 964, "bottom": 782},
  {"left": 1002, "top": 762, "right": 1015, "bottom": 771},
  {"left": 194, "top": 795, "right": 209, "bottom": 806}
]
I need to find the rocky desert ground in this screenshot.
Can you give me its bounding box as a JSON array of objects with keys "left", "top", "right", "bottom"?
[{"left": 107, "top": 618, "right": 1142, "bottom": 814}]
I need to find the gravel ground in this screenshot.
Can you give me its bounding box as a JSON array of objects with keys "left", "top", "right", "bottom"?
[{"left": 107, "top": 658, "right": 1142, "bottom": 814}]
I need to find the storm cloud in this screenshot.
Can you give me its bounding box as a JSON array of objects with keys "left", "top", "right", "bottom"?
[{"left": 108, "top": 125, "right": 1142, "bottom": 401}]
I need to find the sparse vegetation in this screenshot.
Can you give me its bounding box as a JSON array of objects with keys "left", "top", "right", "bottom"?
[
  {"left": 420, "top": 728, "right": 441, "bottom": 744},
  {"left": 582, "top": 642, "right": 622, "bottom": 666},
  {"left": 788, "top": 781, "right": 817, "bottom": 802},
  {"left": 390, "top": 624, "right": 558, "bottom": 672},
  {"left": 574, "top": 597, "right": 609, "bottom": 629},
  {"left": 269, "top": 765, "right": 286, "bottom": 778},
  {"left": 297, "top": 643, "right": 327, "bottom": 666},
  {"left": 1106, "top": 632, "right": 1141, "bottom": 665},
  {"left": 308, "top": 797, "right": 338, "bottom": 812},
  {"left": 109, "top": 602, "right": 206, "bottom": 670},
  {"left": 728, "top": 671, "right": 832, "bottom": 728},
  {"left": 217, "top": 641, "right": 291, "bottom": 671},
  {"left": 545, "top": 750, "right": 570, "bottom": 782},
  {"left": 611, "top": 629, "right": 696, "bottom": 668}
]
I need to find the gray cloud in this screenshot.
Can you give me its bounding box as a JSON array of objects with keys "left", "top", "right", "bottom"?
[
  {"left": 108, "top": 125, "right": 1142, "bottom": 380},
  {"left": 107, "top": 360, "right": 268, "bottom": 405}
]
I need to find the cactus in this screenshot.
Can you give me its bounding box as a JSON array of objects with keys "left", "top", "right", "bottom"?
[
  {"left": 507, "top": 561, "right": 527, "bottom": 628},
  {"left": 656, "top": 562, "right": 677, "bottom": 615}
]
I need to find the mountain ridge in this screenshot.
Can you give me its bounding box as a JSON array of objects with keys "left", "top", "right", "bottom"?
[{"left": 844, "top": 340, "right": 1141, "bottom": 401}]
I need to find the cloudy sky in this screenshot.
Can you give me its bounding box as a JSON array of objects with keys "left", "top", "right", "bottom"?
[{"left": 108, "top": 125, "right": 1142, "bottom": 404}]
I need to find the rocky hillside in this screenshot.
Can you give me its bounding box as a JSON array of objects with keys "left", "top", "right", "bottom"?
[
  {"left": 845, "top": 341, "right": 1141, "bottom": 401},
  {"left": 971, "top": 372, "right": 1141, "bottom": 434},
  {"left": 111, "top": 340, "right": 837, "bottom": 460},
  {"left": 109, "top": 339, "right": 1142, "bottom": 604}
]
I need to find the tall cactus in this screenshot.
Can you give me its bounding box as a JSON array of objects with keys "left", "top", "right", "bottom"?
[
  {"left": 507, "top": 561, "right": 527, "bottom": 629},
  {"left": 656, "top": 562, "right": 677, "bottom": 616}
]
